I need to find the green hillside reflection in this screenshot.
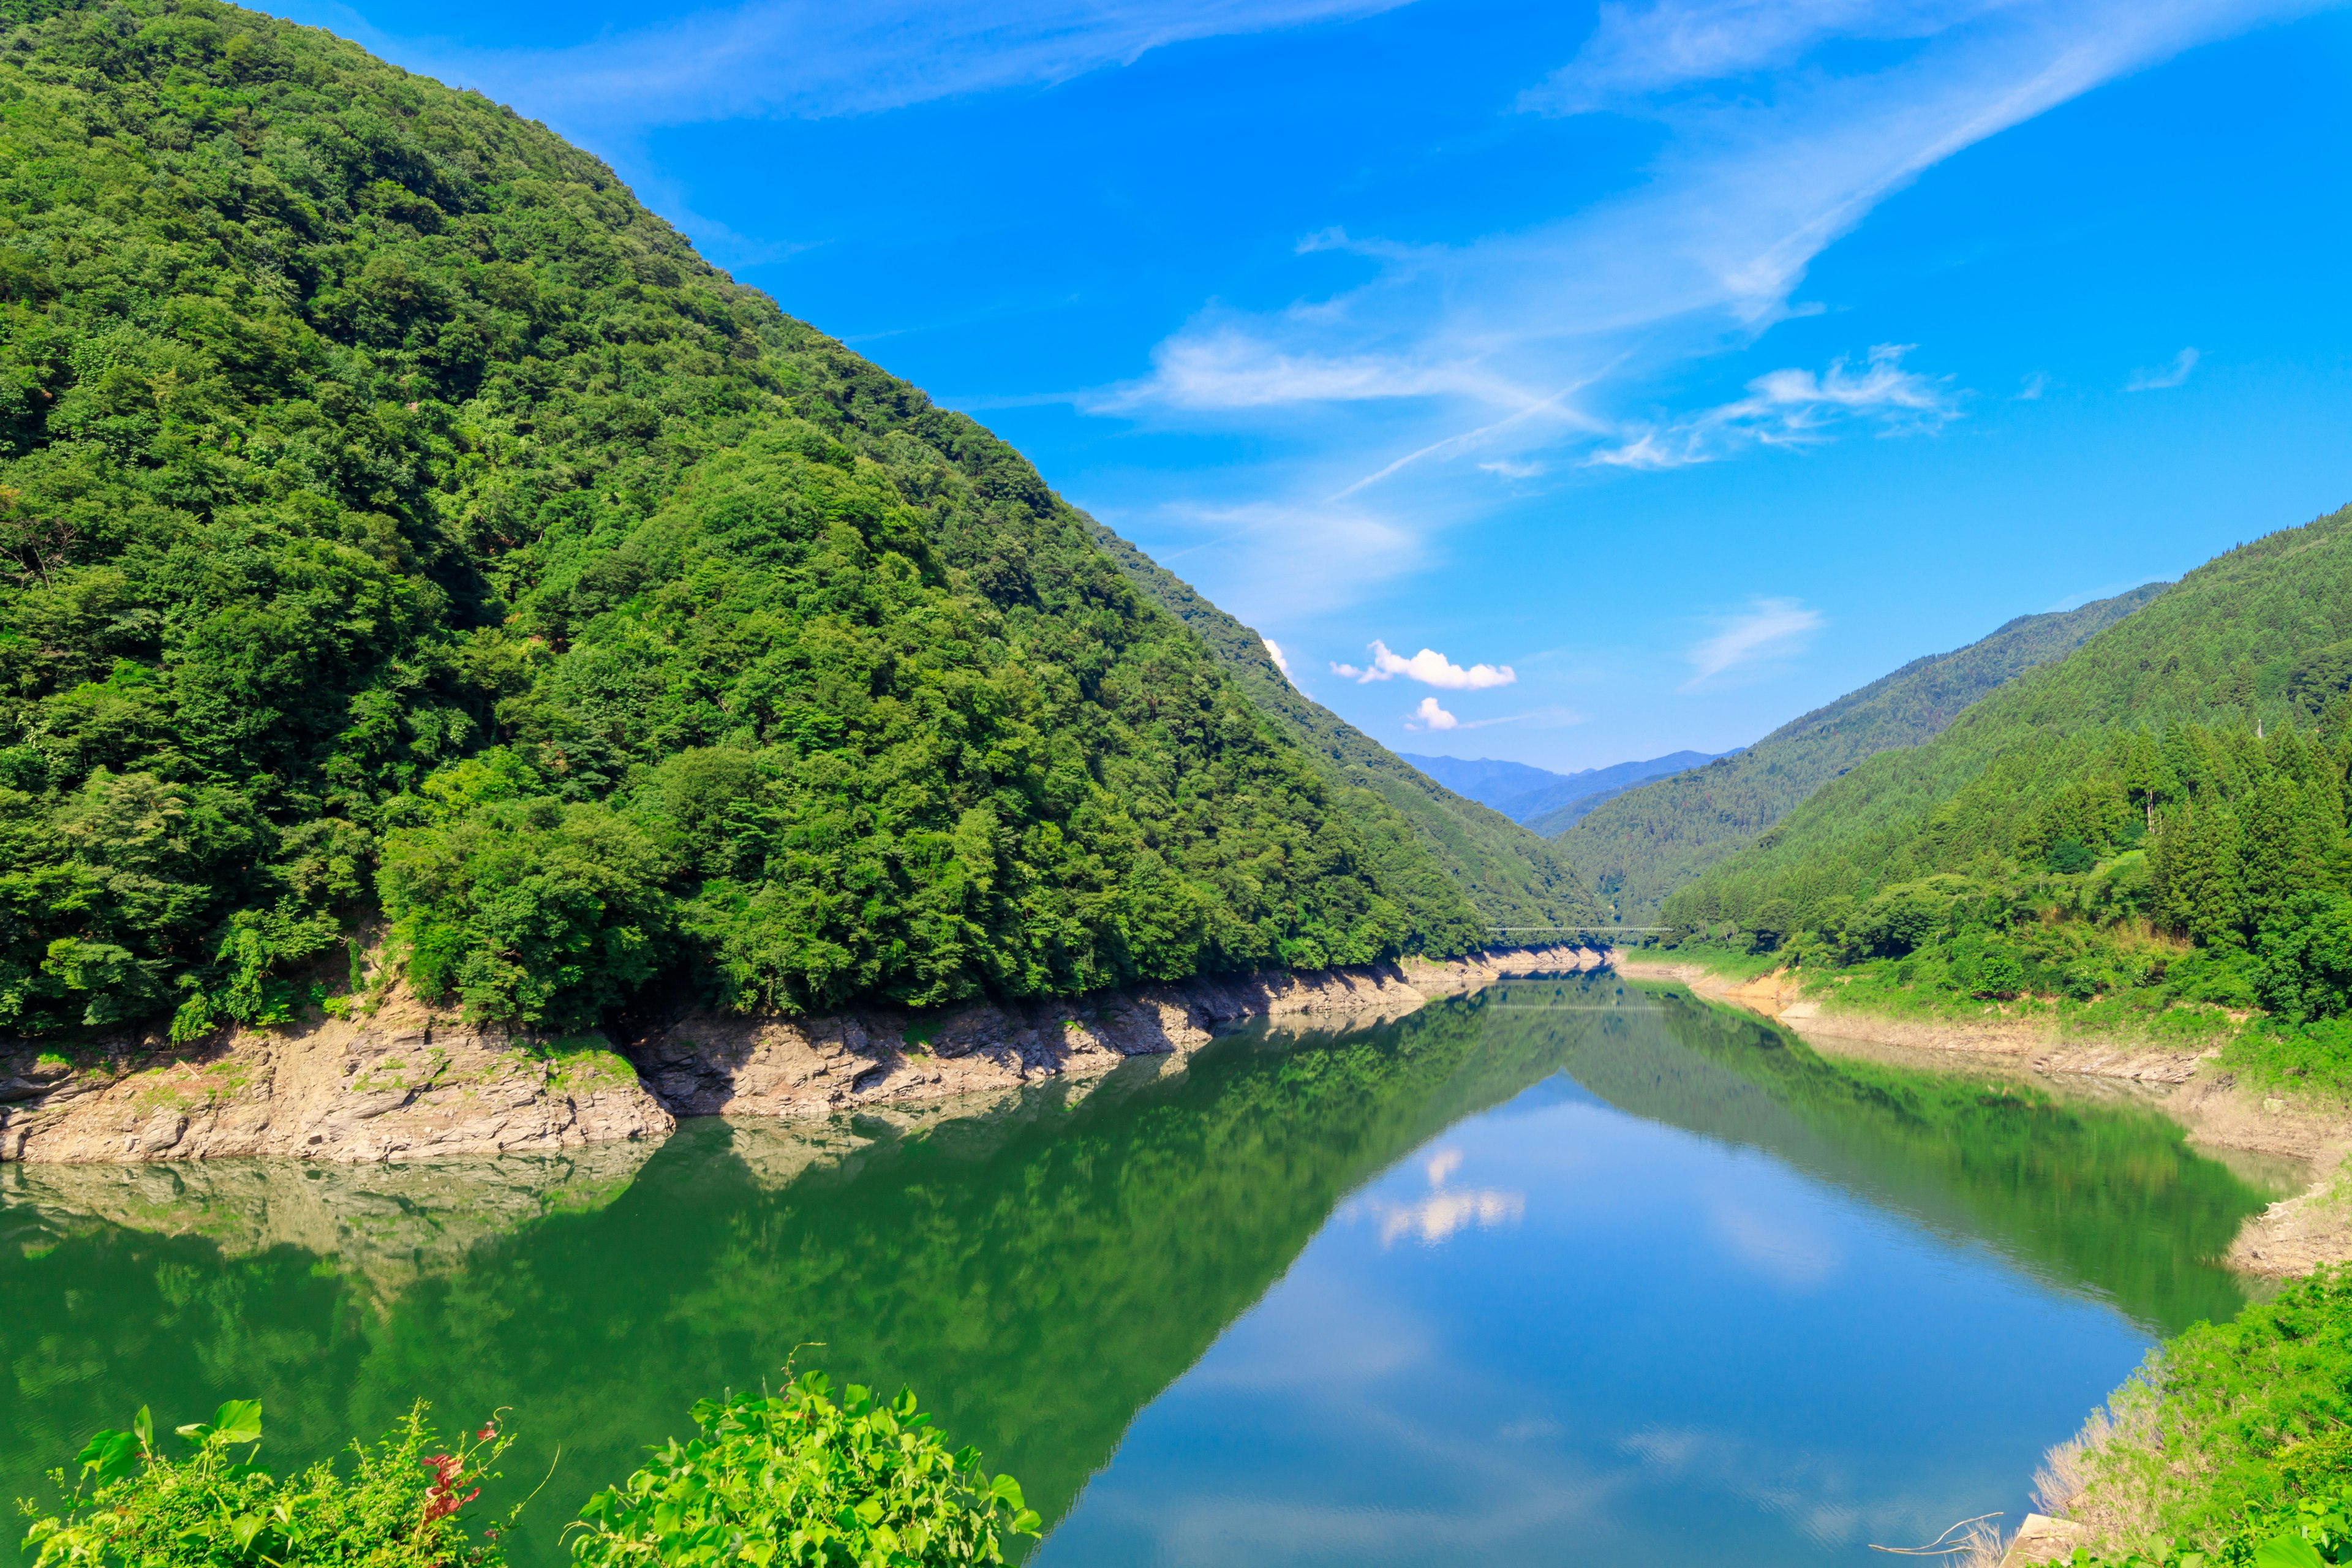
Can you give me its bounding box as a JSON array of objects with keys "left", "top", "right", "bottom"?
[{"left": 1, "top": 976, "right": 2278, "bottom": 1566}]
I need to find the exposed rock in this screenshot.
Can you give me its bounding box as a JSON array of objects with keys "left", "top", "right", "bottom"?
[
  {"left": 1, "top": 1140, "right": 660, "bottom": 1295},
  {"left": 0, "top": 993, "right": 674, "bottom": 1166},
  {"left": 2, "top": 946, "right": 1595, "bottom": 1163},
  {"left": 631, "top": 946, "right": 1599, "bottom": 1120}
]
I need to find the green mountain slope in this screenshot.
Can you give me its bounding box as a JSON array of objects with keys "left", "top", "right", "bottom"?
[
  {"left": 1553, "top": 582, "right": 2167, "bottom": 919},
  {"left": 1084, "top": 525, "right": 1607, "bottom": 933},
  {"left": 1662, "top": 507, "right": 2352, "bottom": 1005},
  {"left": 0, "top": 0, "right": 1555, "bottom": 1039}
]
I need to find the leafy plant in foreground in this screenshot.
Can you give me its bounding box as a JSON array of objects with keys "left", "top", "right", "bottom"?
[
  {"left": 568, "top": 1374, "right": 1039, "bottom": 1568},
  {"left": 18, "top": 1399, "right": 510, "bottom": 1568}
]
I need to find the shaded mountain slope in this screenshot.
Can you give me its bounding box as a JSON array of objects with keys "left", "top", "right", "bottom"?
[{"left": 1555, "top": 583, "right": 2168, "bottom": 921}]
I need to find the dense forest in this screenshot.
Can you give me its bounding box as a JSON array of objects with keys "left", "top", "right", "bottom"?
[
  {"left": 1555, "top": 583, "right": 2165, "bottom": 919},
  {"left": 0, "top": 0, "right": 1589, "bottom": 1040},
  {"left": 1661, "top": 508, "right": 2352, "bottom": 1050}
]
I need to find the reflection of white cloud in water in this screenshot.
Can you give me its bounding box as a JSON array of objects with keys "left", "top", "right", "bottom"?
[
  {"left": 1617, "top": 1425, "right": 1961, "bottom": 1551},
  {"left": 1099, "top": 1478, "right": 1625, "bottom": 1566},
  {"left": 1357, "top": 1142, "right": 1526, "bottom": 1246},
  {"left": 1183, "top": 1268, "right": 1431, "bottom": 1390},
  {"left": 1375, "top": 1188, "right": 1526, "bottom": 1247},
  {"left": 1709, "top": 1199, "right": 1842, "bottom": 1286}
]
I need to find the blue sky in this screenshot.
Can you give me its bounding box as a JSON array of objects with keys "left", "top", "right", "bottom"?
[{"left": 266, "top": 0, "right": 2352, "bottom": 772}]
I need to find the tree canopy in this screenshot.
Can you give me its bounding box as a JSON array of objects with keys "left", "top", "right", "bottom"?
[{"left": 0, "top": 0, "right": 1567, "bottom": 1038}]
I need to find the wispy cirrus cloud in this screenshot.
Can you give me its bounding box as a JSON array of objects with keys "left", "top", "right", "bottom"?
[
  {"left": 1097, "top": 0, "right": 2322, "bottom": 522},
  {"left": 314, "top": 0, "right": 1414, "bottom": 133},
  {"left": 1684, "top": 597, "right": 1824, "bottom": 687},
  {"left": 1591, "top": 344, "right": 1958, "bottom": 469},
  {"left": 1521, "top": 0, "right": 2021, "bottom": 115},
  {"left": 1332, "top": 639, "right": 1518, "bottom": 688},
  {"left": 2125, "top": 346, "right": 2201, "bottom": 390}
]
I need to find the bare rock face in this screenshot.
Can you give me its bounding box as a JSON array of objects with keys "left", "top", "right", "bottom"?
[
  {"left": 0, "top": 1140, "right": 660, "bottom": 1295},
  {"left": 632, "top": 945, "right": 1598, "bottom": 1119},
  {"left": 0, "top": 993, "right": 674, "bottom": 1165},
  {"left": 0, "top": 944, "right": 1593, "bottom": 1161}
]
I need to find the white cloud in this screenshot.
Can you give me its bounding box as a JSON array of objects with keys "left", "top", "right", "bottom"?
[
  {"left": 1406, "top": 695, "right": 1460, "bottom": 730},
  {"left": 1479, "top": 459, "right": 1548, "bottom": 479},
  {"left": 1124, "top": 497, "right": 1424, "bottom": 622},
  {"left": 2017, "top": 370, "right": 2049, "bottom": 399},
  {"left": 1684, "top": 597, "right": 1823, "bottom": 687},
  {"left": 1090, "top": 0, "right": 2318, "bottom": 535},
  {"left": 1522, "top": 0, "right": 2014, "bottom": 115},
  {"left": 356, "top": 0, "right": 1412, "bottom": 132},
  {"left": 1591, "top": 344, "right": 1958, "bottom": 468},
  {"left": 2125, "top": 346, "right": 2200, "bottom": 391},
  {"left": 1262, "top": 637, "right": 1299, "bottom": 685},
  {"left": 1331, "top": 639, "right": 1518, "bottom": 688},
  {"left": 1086, "top": 325, "right": 1534, "bottom": 413}
]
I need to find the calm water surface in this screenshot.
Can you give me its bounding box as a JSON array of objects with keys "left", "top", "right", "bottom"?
[{"left": 0, "top": 976, "right": 2290, "bottom": 1566}]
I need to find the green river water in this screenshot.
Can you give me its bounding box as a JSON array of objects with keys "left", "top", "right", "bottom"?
[{"left": 0, "top": 975, "right": 2294, "bottom": 1565}]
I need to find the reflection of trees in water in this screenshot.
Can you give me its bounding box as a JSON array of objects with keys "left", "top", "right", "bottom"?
[
  {"left": 0, "top": 979, "right": 2274, "bottom": 1568},
  {"left": 0, "top": 1006, "right": 1577, "bottom": 1568},
  {"left": 1484, "top": 977, "right": 2268, "bottom": 1336}
]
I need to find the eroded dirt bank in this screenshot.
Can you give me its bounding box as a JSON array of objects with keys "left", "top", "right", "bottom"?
[
  {"left": 1611, "top": 952, "right": 2352, "bottom": 1278},
  {"left": 0, "top": 945, "right": 1599, "bottom": 1165}
]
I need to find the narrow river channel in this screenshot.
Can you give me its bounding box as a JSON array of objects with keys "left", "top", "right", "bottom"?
[{"left": 0, "top": 974, "right": 2293, "bottom": 1566}]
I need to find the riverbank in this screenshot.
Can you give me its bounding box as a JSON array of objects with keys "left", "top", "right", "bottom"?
[
  {"left": 1611, "top": 948, "right": 2352, "bottom": 1567},
  {"left": 0, "top": 944, "right": 1599, "bottom": 1165},
  {"left": 1611, "top": 951, "right": 2352, "bottom": 1185}
]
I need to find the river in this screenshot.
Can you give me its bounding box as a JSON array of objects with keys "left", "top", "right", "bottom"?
[{"left": 0, "top": 973, "right": 2293, "bottom": 1566}]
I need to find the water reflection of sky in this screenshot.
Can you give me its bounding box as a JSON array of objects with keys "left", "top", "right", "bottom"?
[{"left": 1036, "top": 1072, "right": 2149, "bottom": 1567}]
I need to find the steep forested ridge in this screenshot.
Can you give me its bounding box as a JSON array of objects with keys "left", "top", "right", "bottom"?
[
  {"left": 1556, "top": 583, "right": 2166, "bottom": 919},
  {"left": 0, "top": 0, "right": 1555, "bottom": 1039},
  {"left": 1085, "top": 524, "right": 1607, "bottom": 934},
  {"left": 1664, "top": 508, "right": 2352, "bottom": 1034}
]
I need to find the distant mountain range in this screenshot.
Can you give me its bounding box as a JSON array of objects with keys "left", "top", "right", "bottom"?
[{"left": 1400, "top": 750, "right": 1722, "bottom": 828}]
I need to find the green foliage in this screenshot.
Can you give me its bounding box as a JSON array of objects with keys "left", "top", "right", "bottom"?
[
  {"left": 1646, "top": 513, "right": 2352, "bottom": 1074},
  {"left": 0, "top": 0, "right": 1553, "bottom": 1035},
  {"left": 19, "top": 1400, "right": 509, "bottom": 1568},
  {"left": 2068, "top": 1479, "right": 2352, "bottom": 1566},
  {"left": 1554, "top": 585, "right": 2164, "bottom": 919},
  {"left": 570, "top": 1376, "right": 1038, "bottom": 1568},
  {"left": 2066, "top": 1270, "right": 2352, "bottom": 1564}
]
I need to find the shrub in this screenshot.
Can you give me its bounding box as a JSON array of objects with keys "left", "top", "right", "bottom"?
[
  {"left": 568, "top": 1373, "right": 1039, "bottom": 1567},
  {"left": 19, "top": 1400, "right": 509, "bottom": 1568},
  {"left": 2059, "top": 1269, "right": 2352, "bottom": 1561}
]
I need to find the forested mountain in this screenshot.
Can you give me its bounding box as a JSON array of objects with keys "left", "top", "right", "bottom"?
[
  {"left": 1512, "top": 749, "right": 1719, "bottom": 832},
  {"left": 1555, "top": 584, "right": 2167, "bottom": 920},
  {"left": 1395, "top": 753, "right": 1566, "bottom": 813},
  {"left": 1664, "top": 507, "right": 2352, "bottom": 1031},
  {"left": 0, "top": 0, "right": 1594, "bottom": 1040},
  {"left": 1401, "top": 748, "right": 1717, "bottom": 827},
  {"left": 1087, "top": 530, "right": 1606, "bottom": 935}
]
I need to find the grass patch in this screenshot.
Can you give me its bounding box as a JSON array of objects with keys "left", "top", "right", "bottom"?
[
  {"left": 2055, "top": 1267, "right": 2352, "bottom": 1561},
  {"left": 1623, "top": 941, "right": 1785, "bottom": 984}
]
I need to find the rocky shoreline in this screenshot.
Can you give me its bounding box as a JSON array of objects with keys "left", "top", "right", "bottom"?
[
  {"left": 0, "top": 944, "right": 1599, "bottom": 1166},
  {"left": 1611, "top": 954, "right": 2352, "bottom": 1278}
]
